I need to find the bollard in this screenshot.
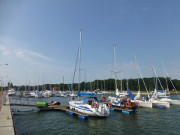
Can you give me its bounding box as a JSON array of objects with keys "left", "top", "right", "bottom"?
[{"left": 6, "top": 115, "right": 10, "bottom": 119}]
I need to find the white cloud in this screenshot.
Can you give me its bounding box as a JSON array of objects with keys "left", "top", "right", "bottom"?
[
  {"left": 0, "top": 36, "right": 53, "bottom": 63},
  {"left": 0, "top": 36, "right": 79, "bottom": 85},
  {"left": 0, "top": 45, "right": 11, "bottom": 56}
]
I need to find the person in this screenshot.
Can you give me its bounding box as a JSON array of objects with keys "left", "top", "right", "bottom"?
[
  {"left": 142, "top": 96, "right": 145, "bottom": 101},
  {"left": 125, "top": 97, "right": 131, "bottom": 108},
  {"left": 127, "top": 98, "right": 131, "bottom": 103},
  {"left": 120, "top": 97, "right": 125, "bottom": 108}
]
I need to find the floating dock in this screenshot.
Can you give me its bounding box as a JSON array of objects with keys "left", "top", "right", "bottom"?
[
  {"left": 109, "top": 106, "right": 134, "bottom": 114},
  {"left": 0, "top": 95, "right": 16, "bottom": 135},
  {"left": 102, "top": 102, "right": 134, "bottom": 114},
  {"left": 50, "top": 105, "right": 89, "bottom": 119},
  {"left": 10, "top": 103, "right": 89, "bottom": 119}
]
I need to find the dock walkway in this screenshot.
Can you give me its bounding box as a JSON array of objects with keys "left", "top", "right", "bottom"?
[
  {"left": 50, "top": 105, "right": 89, "bottom": 116},
  {"left": 10, "top": 103, "right": 89, "bottom": 119},
  {"left": 0, "top": 95, "right": 16, "bottom": 135}
]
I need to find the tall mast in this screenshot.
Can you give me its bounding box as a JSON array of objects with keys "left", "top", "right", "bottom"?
[
  {"left": 25, "top": 76, "right": 27, "bottom": 91},
  {"left": 161, "top": 61, "right": 169, "bottom": 90},
  {"left": 126, "top": 79, "right": 129, "bottom": 90},
  {"left": 78, "top": 30, "right": 82, "bottom": 92},
  {"left": 120, "top": 72, "right": 123, "bottom": 92},
  {"left": 104, "top": 80, "right": 105, "bottom": 91},
  {"left": 135, "top": 56, "right": 149, "bottom": 96},
  {"left": 162, "top": 62, "right": 180, "bottom": 99},
  {"left": 149, "top": 58, "right": 157, "bottom": 90},
  {"left": 114, "top": 45, "right": 118, "bottom": 93},
  {"left": 149, "top": 58, "right": 164, "bottom": 90},
  {"left": 135, "top": 56, "right": 140, "bottom": 91},
  {"left": 63, "top": 76, "right": 64, "bottom": 91}
]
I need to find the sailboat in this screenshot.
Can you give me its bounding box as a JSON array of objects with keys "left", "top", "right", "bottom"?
[
  {"left": 117, "top": 76, "right": 128, "bottom": 97},
  {"left": 158, "top": 63, "right": 180, "bottom": 105},
  {"left": 149, "top": 60, "right": 170, "bottom": 108},
  {"left": 69, "top": 30, "right": 109, "bottom": 117},
  {"left": 131, "top": 56, "right": 153, "bottom": 108},
  {"left": 7, "top": 88, "right": 16, "bottom": 96},
  {"left": 107, "top": 45, "right": 137, "bottom": 111}
]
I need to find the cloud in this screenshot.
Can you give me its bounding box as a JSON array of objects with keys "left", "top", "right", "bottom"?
[
  {"left": 12, "top": 48, "right": 53, "bottom": 62},
  {"left": 0, "top": 36, "right": 77, "bottom": 85},
  {"left": 25, "top": 49, "right": 53, "bottom": 61},
  {"left": 0, "top": 45, "right": 11, "bottom": 56},
  {"left": 0, "top": 36, "right": 53, "bottom": 63}
]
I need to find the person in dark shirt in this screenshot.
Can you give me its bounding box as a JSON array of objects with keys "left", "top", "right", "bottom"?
[{"left": 120, "top": 97, "right": 125, "bottom": 107}]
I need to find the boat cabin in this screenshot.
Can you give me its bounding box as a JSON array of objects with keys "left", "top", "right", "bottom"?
[{"left": 82, "top": 97, "right": 98, "bottom": 105}]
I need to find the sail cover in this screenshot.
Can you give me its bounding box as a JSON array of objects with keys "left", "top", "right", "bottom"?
[
  {"left": 77, "top": 91, "right": 95, "bottom": 96},
  {"left": 128, "top": 89, "right": 134, "bottom": 100}
]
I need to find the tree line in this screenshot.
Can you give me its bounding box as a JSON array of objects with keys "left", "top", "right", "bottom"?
[{"left": 7, "top": 77, "right": 180, "bottom": 91}]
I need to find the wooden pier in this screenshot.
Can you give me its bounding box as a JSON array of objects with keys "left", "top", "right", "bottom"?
[{"left": 10, "top": 103, "right": 89, "bottom": 119}]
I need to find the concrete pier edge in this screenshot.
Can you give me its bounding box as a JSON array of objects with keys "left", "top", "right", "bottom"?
[{"left": 0, "top": 94, "right": 16, "bottom": 135}]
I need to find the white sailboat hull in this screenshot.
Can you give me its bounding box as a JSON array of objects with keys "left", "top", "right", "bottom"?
[
  {"left": 151, "top": 100, "right": 170, "bottom": 108},
  {"left": 69, "top": 101, "right": 109, "bottom": 117},
  {"left": 134, "top": 100, "right": 153, "bottom": 108},
  {"left": 170, "top": 100, "right": 180, "bottom": 105},
  {"left": 160, "top": 98, "right": 180, "bottom": 105}
]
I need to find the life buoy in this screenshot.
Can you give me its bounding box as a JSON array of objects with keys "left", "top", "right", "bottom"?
[
  {"left": 130, "top": 102, "right": 135, "bottom": 107},
  {"left": 92, "top": 103, "right": 98, "bottom": 108},
  {"left": 101, "top": 96, "right": 106, "bottom": 102},
  {"left": 108, "top": 101, "right": 112, "bottom": 107},
  {"left": 125, "top": 102, "right": 129, "bottom": 107}
]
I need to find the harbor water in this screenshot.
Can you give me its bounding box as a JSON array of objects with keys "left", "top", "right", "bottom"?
[{"left": 11, "top": 94, "right": 180, "bottom": 135}]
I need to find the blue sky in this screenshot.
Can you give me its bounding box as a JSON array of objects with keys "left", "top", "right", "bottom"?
[{"left": 0, "top": 0, "right": 180, "bottom": 85}]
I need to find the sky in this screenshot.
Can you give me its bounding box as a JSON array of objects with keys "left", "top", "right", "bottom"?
[{"left": 0, "top": 0, "right": 180, "bottom": 85}]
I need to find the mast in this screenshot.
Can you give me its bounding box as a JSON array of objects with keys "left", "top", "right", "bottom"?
[
  {"left": 149, "top": 58, "right": 164, "bottom": 90},
  {"left": 135, "top": 56, "right": 140, "bottom": 91},
  {"left": 25, "top": 76, "right": 27, "bottom": 91},
  {"left": 37, "top": 75, "right": 40, "bottom": 91},
  {"left": 104, "top": 80, "right": 105, "bottom": 91},
  {"left": 137, "top": 77, "right": 140, "bottom": 91},
  {"left": 63, "top": 76, "right": 64, "bottom": 91},
  {"left": 126, "top": 79, "right": 129, "bottom": 90},
  {"left": 162, "top": 62, "right": 180, "bottom": 99},
  {"left": 135, "top": 56, "right": 149, "bottom": 97},
  {"left": 78, "top": 30, "right": 82, "bottom": 92},
  {"left": 71, "top": 47, "right": 79, "bottom": 92},
  {"left": 97, "top": 80, "right": 98, "bottom": 89},
  {"left": 161, "top": 61, "right": 169, "bottom": 90},
  {"left": 114, "top": 45, "right": 118, "bottom": 95},
  {"left": 120, "top": 72, "right": 122, "bottom": 92},
  {"left": 149, "top": 58, "right": 157, "bottom": 90}
]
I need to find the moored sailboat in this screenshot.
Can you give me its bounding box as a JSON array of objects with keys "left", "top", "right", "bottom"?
[{"left": 69, "top": 30, "right": 109, "bottom": 117}]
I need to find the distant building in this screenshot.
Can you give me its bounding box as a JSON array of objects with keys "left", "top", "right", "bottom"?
[{"left": 53, "top": 86, "right": 60, "bottom": 91}]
